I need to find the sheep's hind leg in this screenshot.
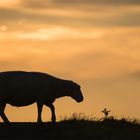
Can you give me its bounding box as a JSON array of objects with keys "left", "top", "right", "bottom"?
[
  {"left": 37, "top": 102, "right": 43, "bottom": 123},
  {"left": 0, "top": 103, "right": 9, "bottom": 123}
]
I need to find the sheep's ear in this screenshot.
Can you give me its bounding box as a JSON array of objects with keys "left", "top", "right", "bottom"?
[
  {"left": 71, "top": 80, "right": 75, "bottom": 83},
  {"left": 72, "top": 81, "right": 81, "bottom": 89},
  {"left": 77, "top": 84, "right": 81, "bottom": 89},
  {"left": 72, "top": 81, "right": 76, "bottom": 84}
]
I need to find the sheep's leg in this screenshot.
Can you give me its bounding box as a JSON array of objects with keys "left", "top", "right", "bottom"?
[
  {"left": 37, "top": 102, "right": 43, "bottom": 123},
  {"left": 0, "top": 103, "right": 9, "bottom": 123},
  {"left": 47, "top": 104, "right": 56, "bottom": 124}
]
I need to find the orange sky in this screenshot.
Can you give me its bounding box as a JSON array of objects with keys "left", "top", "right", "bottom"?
[{"left": 0, "top": 0, "right": 140, "bottom": 122}]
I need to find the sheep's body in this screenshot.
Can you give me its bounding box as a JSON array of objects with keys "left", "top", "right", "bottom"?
[{"left": 0, "top": 71, "right": 83, "bottom": 123}]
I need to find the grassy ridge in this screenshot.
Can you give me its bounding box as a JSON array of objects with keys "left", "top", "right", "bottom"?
[{"left": 0, "top": 116, "right": 140, "bottom": 139}]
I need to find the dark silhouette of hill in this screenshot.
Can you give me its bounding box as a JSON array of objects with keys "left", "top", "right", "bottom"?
[{"left": 0, "top": 118, "right": 140, "bottom": 139}]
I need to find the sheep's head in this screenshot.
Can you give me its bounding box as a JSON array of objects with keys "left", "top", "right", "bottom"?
[{"left": 68, "top": 81, "right": 84, "bottom": 103}]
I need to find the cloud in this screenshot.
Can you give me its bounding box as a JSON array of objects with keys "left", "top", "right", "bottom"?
[
  {"left": 52, "top": 0, "right": 140, "bottom": 5},
  {"left": 1, "top": 26, "right": 139, "bottom": 80},
  {"left": 0, "top": 0, "right": 140, "bottom": 28},
  {"left": 128, "top": 71, "right": 140, "bottom": 80},
  {"left": 0, "top": 7, "right": 140, "bottom": 28},
  {"left": 14, "top": 27, "right": 103, "bottom": 40},
  {"left": 0, "top": 26, "right": 104, "bottom": 42},
  {"left": 0, "top": 0, "right": 20, "bottom": 8},
  {"left": 22, "top": 0, "right": 140, "bottom": 9}
]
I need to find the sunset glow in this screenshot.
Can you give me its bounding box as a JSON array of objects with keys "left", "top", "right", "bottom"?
[
  {"left": 0, "top": 0, "right": 140, "bottom": 122},
  {"left": 0, "top": 0, "right": 20, "bottom": 8}
]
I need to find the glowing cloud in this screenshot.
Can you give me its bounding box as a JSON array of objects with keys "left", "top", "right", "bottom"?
[
  {"left": 0, "top": 25, "right": 8, "bottom": 32},
  {"left": 17, "top": 28, "right": 103, "bottom": 40},
  {"left": 0, "top": 0, "right": 21, "bottom": 8}
]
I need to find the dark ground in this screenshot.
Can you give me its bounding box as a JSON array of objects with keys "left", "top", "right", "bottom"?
[{"left": 0, "top": 119, "right": 140, "bottom": 139}]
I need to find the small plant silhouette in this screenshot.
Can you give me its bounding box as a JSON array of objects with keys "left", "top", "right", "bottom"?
[{"left": 102, "top": 108, "right": 111, "bottom": 119}]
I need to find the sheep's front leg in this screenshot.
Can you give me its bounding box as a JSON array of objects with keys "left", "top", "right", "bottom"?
[
  {"left": 0, "top": 103, "right": 9, "bottom": 123},
  {"left": 47, "top": 103, "right": 56, "bottom": 124}
]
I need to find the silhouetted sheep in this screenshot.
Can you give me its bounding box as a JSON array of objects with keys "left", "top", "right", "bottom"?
[{"left": 0, "top": 71, "right": 83, "bottom": 123}]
